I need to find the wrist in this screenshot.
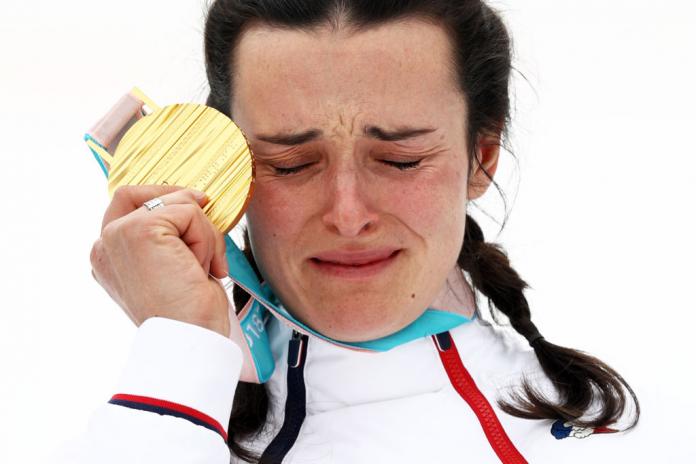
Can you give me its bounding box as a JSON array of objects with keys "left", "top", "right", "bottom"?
[{"left": 115, "top": 317, "right": 243, "bottom": 435}]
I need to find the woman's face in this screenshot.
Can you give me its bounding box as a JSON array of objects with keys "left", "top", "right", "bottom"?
[{"left": 231, "top": 18, "right": 483, "bottom": 342}]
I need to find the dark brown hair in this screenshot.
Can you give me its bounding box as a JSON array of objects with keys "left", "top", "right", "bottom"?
[{"left": 203, "top": 0, "right": 640, "bottom": 460}]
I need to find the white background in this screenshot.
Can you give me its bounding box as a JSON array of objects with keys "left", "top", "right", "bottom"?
[{"left": 1, "top": 0, "right": 695, "bottom": 461}]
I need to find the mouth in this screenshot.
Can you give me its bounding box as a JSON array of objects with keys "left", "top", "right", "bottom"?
[{"left": 309, "top": 249, "right": 401, "bottom": 280}]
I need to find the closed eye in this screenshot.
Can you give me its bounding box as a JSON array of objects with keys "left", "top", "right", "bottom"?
[
  {"left": 380, "top": 159, "right": 422, "bottom": 170},
  {"left": 272, "top": 159, "right": 423, "bottom": 176},
  {"left": 272, "top": 162, "right": 315, "bottom": 176}
]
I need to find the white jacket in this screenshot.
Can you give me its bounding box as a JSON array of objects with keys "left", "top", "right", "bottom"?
[{"left": 52, "top": 306, "right": 673, "bottom": 464}]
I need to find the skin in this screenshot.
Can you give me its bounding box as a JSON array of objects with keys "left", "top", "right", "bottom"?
[
  {"left": 91, "top": 186, "right": 231, "bottom": 336},
  {"left": 90, "top": 17, "right": 499, "bottom": 340},
  {"left": 231, "top": 18, "right": 500, "bottom": 341}
]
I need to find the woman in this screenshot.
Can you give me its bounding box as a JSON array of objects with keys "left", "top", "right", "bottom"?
[{"left": 70, "top": 0, "right": 640, "bottom": 463}]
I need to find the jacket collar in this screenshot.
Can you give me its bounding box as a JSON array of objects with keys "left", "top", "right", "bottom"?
[{"left": 225, "top": 234, "right": 477, "bottom": 353}]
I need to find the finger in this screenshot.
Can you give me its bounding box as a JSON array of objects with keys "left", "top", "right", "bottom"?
[
  {"left": 148, "top": 203, "right": 215, "bottom": 270},
  {"left": 128, "top": 188, "right": 211, "bottom": 222},
  {"left": 102, "top": 185, "right": 207, "bottom": 231},
  {"left": 148, "top": 191, "right": 217, "bottom": 273},
  {"left": 202, "top": 208, "right": 216, "bottom": 274},
  {"left": 144, "top": 188, "right": 209, "bottom": 212},
  {"left": 181, "top": 203, "right": 216, "bottom": 274},
  {"left": 102, "top": 185, "right": 183, "bottom": 230},
  {"left": 210, "top": 230, "right": 229, "bottom": 279}
]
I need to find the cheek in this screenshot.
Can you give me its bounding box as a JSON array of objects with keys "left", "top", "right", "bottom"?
[
  {"left": 245, "top": 181, "right": 306, "bottom": 259},
  {"left": 380, "top": 166, "right": 468, "bottom": 246}
]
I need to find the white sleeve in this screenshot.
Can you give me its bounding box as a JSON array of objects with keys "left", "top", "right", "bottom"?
[{"left": 51, "top": 316, "right": 243, "bottom": 464}]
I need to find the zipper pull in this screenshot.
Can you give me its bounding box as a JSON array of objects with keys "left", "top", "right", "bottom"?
[
  {"left": 433, "top": 331, "right": 452, "bottom": 352},
  {"left": 287, "top": 330, "right": 304, "bottom": 368}
]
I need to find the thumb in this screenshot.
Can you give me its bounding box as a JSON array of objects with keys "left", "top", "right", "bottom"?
[{"left": 190, "top": 189, "right": 208, "bottom": 206}]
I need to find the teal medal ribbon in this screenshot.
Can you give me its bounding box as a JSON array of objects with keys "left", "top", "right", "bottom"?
[{"left": 225, "top": 235, "right": 473, "bottom": 382}]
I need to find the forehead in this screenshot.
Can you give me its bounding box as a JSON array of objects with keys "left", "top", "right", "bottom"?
[{"left": 231, "top": 18, "right": 466, "bottom": 133}]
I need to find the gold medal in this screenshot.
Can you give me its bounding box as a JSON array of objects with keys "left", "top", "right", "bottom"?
[{"left": 85, "top": 88, "right": 254, "bottom": 233}]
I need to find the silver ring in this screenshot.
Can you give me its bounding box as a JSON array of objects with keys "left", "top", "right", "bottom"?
[{"left": 143, "top": 197, "right": 165, "bottom": 211}]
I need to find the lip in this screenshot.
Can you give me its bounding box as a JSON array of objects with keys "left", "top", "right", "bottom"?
[
  {"left": 309, "top": 248, "right": 401, "bottom": 279},
  {"left": 312, "top": 248, "right": 400, "bottom": 265}
]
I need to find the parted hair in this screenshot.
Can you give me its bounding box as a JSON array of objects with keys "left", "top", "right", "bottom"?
[{"left": 203, "top": 0, "right": 640, "bottom": 460}]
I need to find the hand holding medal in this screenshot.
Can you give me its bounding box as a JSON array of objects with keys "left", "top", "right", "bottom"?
[{"left": 86, "top": 88, "right": 254, "bottom": 336}]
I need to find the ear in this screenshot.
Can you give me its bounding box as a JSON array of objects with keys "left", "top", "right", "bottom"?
[{"left": 467, "top": 132, "right": 501, "bottom": 200}]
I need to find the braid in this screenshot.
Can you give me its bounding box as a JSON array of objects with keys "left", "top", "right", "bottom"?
[
  {"left": 459, "top": 215, "right": 542, "bottom": 345},
  {"left": 458, "top": 214, "right": 640, "bottom": 429}
]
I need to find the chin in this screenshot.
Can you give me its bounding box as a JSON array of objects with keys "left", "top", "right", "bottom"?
[{"left": 306, "top": 304, "right": 418, "bottom": 342}]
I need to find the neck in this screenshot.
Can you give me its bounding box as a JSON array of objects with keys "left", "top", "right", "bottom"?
[
  {"left": 225, "top": 234, "right": 477, "bottom": 353},
  {"left": 428, "top": 266, "right": 477, "bottom": 320}
]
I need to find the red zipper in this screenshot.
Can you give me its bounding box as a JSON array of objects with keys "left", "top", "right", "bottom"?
[{"left": 432, "top": 332, "right": 528, "bottom": 464}]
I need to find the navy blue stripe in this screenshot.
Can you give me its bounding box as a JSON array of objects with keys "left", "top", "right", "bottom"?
[
  {"left": 108, "top": 398, "right": 224, "bottom": 439},
  {"left": 434, "top": 331, "right": 452, "bottom": 351},
  {"left": 259, "top": 332, "right": 309, "bottom": 464}
]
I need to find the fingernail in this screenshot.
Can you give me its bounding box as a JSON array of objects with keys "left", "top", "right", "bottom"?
[{"left": 191, "top": 189, "right": 207, "bottom": 200}]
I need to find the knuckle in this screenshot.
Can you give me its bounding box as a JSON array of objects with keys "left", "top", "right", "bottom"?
[
  {"left": 177, "top": 188, "right": 196, "bottom": 201},
  {"left": 193, "top": 203, "right": 211, "bottom": 222},
  {"left": 112, "top": 184, "right": 134, "bottom": 201},
  {"left": 182, "top": 202, "right": 199, "bottom": 214},
  {"left": 102, "top": 217, "right": 143, "bottom": 246},
  {"left": 179, "top": 203, "right": 202, "bottom": 219},
  {"left": 124, "top": 217, "right": 152, "bottom": 242},
  {"left": 141, "top": 223, "right": 163, "bottom": 242},
  {"left": 101, "top": 221, "right": 120, "bottom": 244},
  {"left": 89, "top": 239, "right": 102, "bottom": 265}
]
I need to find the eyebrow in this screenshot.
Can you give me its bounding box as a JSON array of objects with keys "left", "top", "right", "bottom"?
[
  {"left": 255, "top": 125, "right": 437, "bottom": 146},
  {"left": 256, "top": 129, "right": 322, "bottom": 146},
  {"left": 364, "top": 125, "right": 437, "bottom": 141}
]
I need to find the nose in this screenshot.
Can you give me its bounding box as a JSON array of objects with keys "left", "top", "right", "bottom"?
[{"left": 321, "top": 166, "right": 379, "bottom": 237}]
